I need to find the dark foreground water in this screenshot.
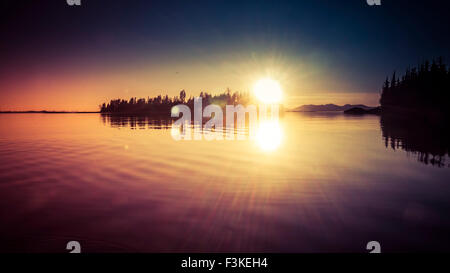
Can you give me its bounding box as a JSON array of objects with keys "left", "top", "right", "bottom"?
[{"left": 0, "top": 112, "right": 449, "bottom": 252}]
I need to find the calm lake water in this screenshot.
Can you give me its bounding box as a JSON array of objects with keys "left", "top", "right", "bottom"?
[{"left": 0, "top": 112, "right": 449, "bottom": 252}]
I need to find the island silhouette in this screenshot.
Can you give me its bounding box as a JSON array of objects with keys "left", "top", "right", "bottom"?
[
  {"left": 99, "top": 89, "right": 253, "bottom": 115},
  {"left": 291, "top": 104, "right": 374, "bottom": 112}
]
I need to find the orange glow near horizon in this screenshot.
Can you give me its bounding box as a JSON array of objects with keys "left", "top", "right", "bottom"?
[{"left": 0, "top": 54, "right": 381, "bottom": 111}]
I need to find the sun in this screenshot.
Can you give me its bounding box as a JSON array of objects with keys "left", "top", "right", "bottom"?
[{"left": 253, "top": 78, "right": 283, "bottom": 104}]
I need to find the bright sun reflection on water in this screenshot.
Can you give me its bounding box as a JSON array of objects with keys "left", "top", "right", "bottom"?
[
  {"left": 256, "top": 120, "right": 283, "bottom": 151},
  {"left": 170, "top": 118, "right": 283, "bottom": 151}
]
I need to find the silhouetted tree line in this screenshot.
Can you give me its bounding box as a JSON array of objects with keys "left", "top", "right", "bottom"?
[
  {"left": 379, "top": 57, "right": 450, "bottom": 116},
  {"left": 99, "top": 89, "right": 252, "bottom": 114}
]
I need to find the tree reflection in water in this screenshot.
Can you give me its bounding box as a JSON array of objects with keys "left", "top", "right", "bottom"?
[{"left": 380, "top": 113, "right": 449, "bottom": 167}]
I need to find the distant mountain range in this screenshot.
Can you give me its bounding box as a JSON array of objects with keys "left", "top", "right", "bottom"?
[{"left": 290, "top": 104, "right": 374, "bottom": 112}]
